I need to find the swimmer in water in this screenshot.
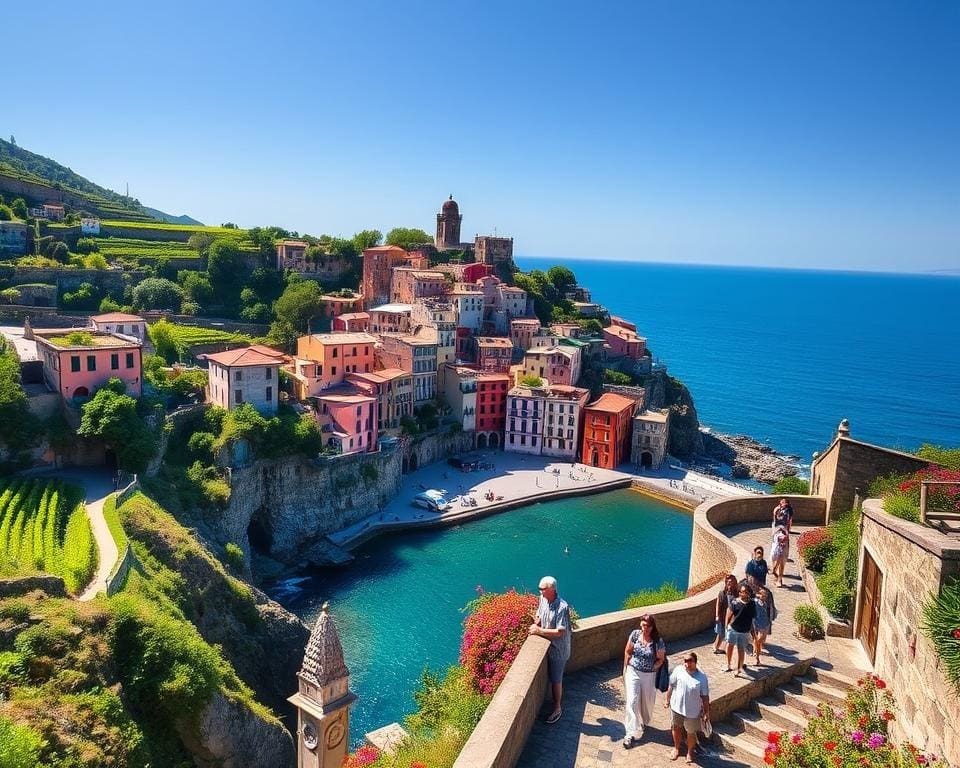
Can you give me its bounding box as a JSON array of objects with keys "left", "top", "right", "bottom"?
[{"left": 564, "top": 546, "right": 570, "bottom": 555}]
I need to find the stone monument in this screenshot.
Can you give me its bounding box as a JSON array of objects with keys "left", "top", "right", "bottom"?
[{"left": 288, "top": 602, "right": 357, "bottom": 768}]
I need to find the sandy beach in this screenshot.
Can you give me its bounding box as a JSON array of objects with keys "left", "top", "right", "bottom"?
[{"left": 327, "top": 453, "right": 760, "bottom": 549}]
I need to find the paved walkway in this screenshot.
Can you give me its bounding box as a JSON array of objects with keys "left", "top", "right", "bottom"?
[{"left": 517, "top": 523, "right": 871, "bottom": 768}]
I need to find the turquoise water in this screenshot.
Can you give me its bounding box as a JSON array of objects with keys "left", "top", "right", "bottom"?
[
  {"left": 272, "top": 489, "right": 691, "bottom": 739},
  {"left": 517, "top": 259, "right": 960, "bottom": 464}
]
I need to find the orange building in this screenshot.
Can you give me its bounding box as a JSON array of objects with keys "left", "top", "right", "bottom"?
[
  {"left": 580, "top": 393, "right": 638, "bottom": 469},
  {"left": 361, "top": 246, "right": 429, "bottom": 306}
]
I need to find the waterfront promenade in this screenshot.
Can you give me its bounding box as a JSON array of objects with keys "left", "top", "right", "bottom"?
[{"left": 327, "top": 455, "right": 756, "bottom": 550}]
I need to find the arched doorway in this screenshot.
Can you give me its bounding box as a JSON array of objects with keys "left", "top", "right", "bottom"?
[
  {"left": 476, "top": 433, "right": 488, "bottom": 449},
  {"left": 640, "top": 451, "right": 653, "bottom": 469},
  {"left": 489, "top": 432, "right": 499, "bottom": 449},
  {"left": 73, "top": 386, "right": 89, "bottom": 398},
  {"left": 591, "top": 448, "right": 599, "bottom": 467}
]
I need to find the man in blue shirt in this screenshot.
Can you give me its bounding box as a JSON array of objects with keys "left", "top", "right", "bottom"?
[{"left": 529, "top": 575, "right": 571, "bottom": 724}]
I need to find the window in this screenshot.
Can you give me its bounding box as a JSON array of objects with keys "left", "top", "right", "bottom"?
[
  {"left": 332, "top": 366, "right": 337, "bottom": 375},
  {"left": 71, "top": 356, "right": 80, "bottom": 372},
  {"left": 266, "top": 368, "right": 272, "bottom": 379},
  {"left": 126, "top": 353, "right": 134, "bottom": 369},
  {"left": 235, "top": 389, "right": 243, "bottom": 403},
  {"left": 111, "top": 354, "right": 119, "bottom": 370},
  {"left": 356, "top": 406, "right": 362, "bottom": 416},
  {"left": 315, "top": 365, "right": 322, "bottom": 377},
  {"left": 352, "top": 347, "right": 357, "bottom": 356},
  {"left": 116, "top": 325, "right": 124, "bottom": 334},
  {"left": 332, "top": 348, "right": 338, "bottom": 357},
  {"left": 532, "top": 436, "right": 537, "bottom": 446},
  {"left": 86, "top": 355, "right": 96, "bottom": 372},
  {"left": 266, "top": 386, "right": 273, "bottom": 402},
  {"left": 235, "top": 370, "right": 243, "bottom": 382},
  {"left": 520, "top": 435, "right": 526, "bottom": 446}
]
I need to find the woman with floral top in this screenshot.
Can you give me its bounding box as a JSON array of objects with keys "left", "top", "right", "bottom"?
[{"left": 622, "top": 613, "right": 666, "bottom": 747}]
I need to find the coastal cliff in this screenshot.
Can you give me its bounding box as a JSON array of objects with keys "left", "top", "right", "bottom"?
[{"left": 641, "top": 370, "right": 703, "bottom": 458}]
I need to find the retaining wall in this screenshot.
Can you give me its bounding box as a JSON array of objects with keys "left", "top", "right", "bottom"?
[{"left": 452, "top": 493, "right": 827, "bottom": 768}]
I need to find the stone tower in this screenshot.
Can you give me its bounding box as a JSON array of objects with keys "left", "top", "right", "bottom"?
[
  {"left": 288, "top": 603, "right": 357, "bottom": 768},
  {"left": 435, "top": 194, "right": 462, "bottom": 250}
]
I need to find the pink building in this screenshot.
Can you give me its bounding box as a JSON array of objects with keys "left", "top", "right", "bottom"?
[
  {"left": 276, "top": 239, "right": 309, "bottom": 271},
  {"left": 515, "top": 345, "right": 581, "bottom": 387},
  {"left": 609, "top": 316, "right": 637, "bottom": 332},
  {"left": 89, "top": 312, "right": 146, "bottom": 341},
  {"left": 314, "top": 387, "right": 378, "bottom": 455},
  {"left": 475, "top": 336, "right": 513, "bottom": 373},
  {"left": 347, "top": 368, "right": 413, "bottom": 433},
  {"left": 510, "top": 318, "right": 542, "bottom": 351},
  {"left": 288, "top": 332, "right": 377, "bottom": 398},
  {"left": 35, "top": 330, "right": 143, "bottom": 401},
  {"left": 332, "top": 312, "right": 370, "bottom": 333},
  {"left": 203, "top": 345, "right": 285, "bottom": 414},
  {"left": 603, "top": 324, "right": 647, "bottom": 360},
  {"left": 361, "top": 246, "right": 429, "bottom": 306},
  {"left": 391, "top": 268, "right": 446, "bottom": 304}
]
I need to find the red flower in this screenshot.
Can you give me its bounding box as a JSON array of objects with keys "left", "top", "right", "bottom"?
[
  {"left": 768, "top": 731, "right": 782, "bottom": 744},
  {"left": 951, "top": 628, "right": 960, "bottom": 640},
  {"left": 764, "top": 751, "right": 776, "bottom": 765},
  {"left": 792, "top": 734, "right": 803, "bottom": 745},
  {"left": 858, "top": 715, "right": 869, "bottom": 727},
  {"left": 825, "top": 742, "right": 837, "bottom": 752},
  {"left": 882, "top": 710, "right": 894, "bottom": 721},
  {"left": 875, "top": 678, "right": 887, "bottom": 689}
]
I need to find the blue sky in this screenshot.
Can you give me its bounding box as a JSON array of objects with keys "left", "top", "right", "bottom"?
[{"left": 4, "top": 1, "right": 958, "bottom": 272}]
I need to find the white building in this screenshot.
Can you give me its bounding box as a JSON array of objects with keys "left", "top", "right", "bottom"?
[
  {"left": 448, "top": 288, "right": 484, "bottom": 332},
  {"left": 203, "top": 345, "right": 285, "bottom": 414},
  {"left": 89, "top": 312, "right": 146, "bottom": 341},
  {"left": 505, "top": 381, "right": 548, "bottom": 455},
  {"left": 541, "top": 385, "right": 590, "bottom": 460}
]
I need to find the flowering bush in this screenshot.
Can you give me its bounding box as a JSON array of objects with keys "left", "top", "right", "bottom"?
[
  {"left": 798, "top": 528, "right": 835, "bottom": 572},
  {"left": 874, "top": 465, "right": 960, "bottom": 523},
  {"left": 921, "top": 577, "right": 960, "bottom": 697},
  {"left": 766, "top": 675, "right": 943, "bottom": 768},
  {"left": 459, "top": 589, "right": 538, "bottom": 695},
  {"left": 342, "top": 745, "right": 382, "bottom": 767}
]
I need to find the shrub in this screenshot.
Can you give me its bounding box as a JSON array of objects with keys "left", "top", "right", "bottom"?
[
  {"left": 74, "top": 237, "right": 99, "bottom": 254},
  {"left": 921, "top": 577, "right": 960, "bottom": 696},
  {"left": 797, "top": 527, "right": 834, "bottom": 572},
  {"left": 772, "top": 476, "right": 809, "bottom": 495},
  {"left": 342, "top": 746, "right": 382, "bottom": 768},
  {"left": 187, "top": 431, "right": 216, "bottom": 459},
  {"left": 623, "top": 581, "right": 685, "bottom": 609},
  {"left": 883, "top": 493, "right": 921, "bottom": 523},
  {"left": 816, "top": 517, "right": 859, "bottom": 621},
  {"left": 224, "top": 542, "right": 244, "bottom": 571},
  {"left": 793, "top": 604, "right": 824, "bottom": 636},
  {"left": 0, "top": 715, "right": 44, "bottom": 768},
  {"left": 0, "top": 599, "right": 30, "bottom": 623},
  {"left": 460, "top": 589, "right": 538, "bottom": 695},
  {"left": 916, "top": 444, "right": 960, "bottom": 471}
]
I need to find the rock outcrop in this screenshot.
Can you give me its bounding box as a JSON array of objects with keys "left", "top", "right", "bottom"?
[
  {"left": 701, "top": 431, "right": 798, "bottom": 484},
  {"left": 642, "top": 370, "right": 703, "bottom": 458}
]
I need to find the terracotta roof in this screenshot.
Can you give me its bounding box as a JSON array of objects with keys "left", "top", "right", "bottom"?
[
  {"left": 364, "top": 245, "right": 407, "bottom": 253},
  {"left": 308, "top": 332, "right": 377, "bottom": 345},
  {"left": 585, "top": 393, "right": 637, "bottom": 414},
  {"left": 336, "top": 312, "right": 370, "bottom": 321},
  {"left": 203, "top": 346, "right": 284, "bottom": 367},
  {"left": 511, "top": 318, "right": 541, "bottom": 326},
  {"left": 476, "top": 337, "right": 513, "bottom": 347},
  {"left": 90, "top": 312, "right": 144, "bottom": 323},
  {"left": 604, "top": 325, "right": 645, "bottom": 341},
  {"left": 300, "top": 604, "right": 350, "bottom": 687},
  {"left": 348, "top": 368, "right": 407, "bottom": 384}
]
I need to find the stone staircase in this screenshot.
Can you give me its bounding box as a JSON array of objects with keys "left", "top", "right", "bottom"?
[{"left": 714, "top": 666, "right": 858, "bottom": 765}]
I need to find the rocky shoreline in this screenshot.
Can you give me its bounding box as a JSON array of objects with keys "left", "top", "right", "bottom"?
[{"left": 700, "top": 429, "right": 800, "bottom": 485}]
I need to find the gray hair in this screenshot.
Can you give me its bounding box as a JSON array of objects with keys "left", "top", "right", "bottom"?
[{"left": 539, "top": 576, "right": 557, "bottom": 590}]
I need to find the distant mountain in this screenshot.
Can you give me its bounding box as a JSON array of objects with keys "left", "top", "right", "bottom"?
[
  {"left": 0, "top": 138, "right": 198, "bottom": 224},
  {"left": 142, "top": 206, "right": 204, "bottom": 226}
]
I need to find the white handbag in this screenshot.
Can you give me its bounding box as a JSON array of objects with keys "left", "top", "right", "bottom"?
[{"left": 700, "top": 716, "right": 713, "bottom": 738}]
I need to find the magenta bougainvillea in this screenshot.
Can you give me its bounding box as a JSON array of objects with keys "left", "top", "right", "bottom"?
[{"left": 459, "top": 589, "right": 538, "bottom": 695}]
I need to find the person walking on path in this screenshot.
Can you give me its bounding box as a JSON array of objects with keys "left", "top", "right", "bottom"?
[
  {"left": 772, "top": 498, "right": 794, "bottom": 533},
  {"left": 725, "top": 584, "right": 757, "bottom": 677},
  {"left": 665, "top": 652, "right": 711, "bottom": 765},
  {"left": 745, "top": 546, "right": 769, "bottom": 588},
  {"left": 770, "top": 526, "right": 789, "bottom": 587},
  {"left": 752, "top": 586, "right": 775, "bottom": 665},
  {"left": 529, "top": 575, "right": 571, "bottom": 724},
  {"left": 712, "top": 575, "right": 738, "bottom": 653},
  {"left": 622, "top": 613, "right": 666, "bottom": 747}
]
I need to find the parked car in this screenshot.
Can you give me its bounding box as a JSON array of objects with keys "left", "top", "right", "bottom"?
[{"left": 413, "top": 490, "right": 452, "bottom": 512}]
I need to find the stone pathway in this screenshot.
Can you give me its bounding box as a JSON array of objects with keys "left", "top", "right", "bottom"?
[
  {"left": 78, "top": 477, "right": 119, "bottom": 601},
  {"left": 516, "top": 523, "right": 871, "bottom": 768}
]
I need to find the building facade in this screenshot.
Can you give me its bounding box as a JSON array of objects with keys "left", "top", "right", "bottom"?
[
  {"left": 475, "top": 336, "right": 513, "bottom": 373},
  {"left": 290, "top": 332, "right": 377, "bottom": 396},
  {"left": 475, "top": 372, "right": 509, "bottom": 449},
  {"left": 505, "top": 382, "right": 547, "bottom": 455},
  {"left": 348, "top": 369, "right": 413, "bottom": 434},
  {"left": 435, "top": 195, "right": 462, "bottom": 250},
  {"left": 631, "top": 408, "right": 670, "bottom": 469},
  {"left": 474, "top": 235, "right": 514, "bottom": 268},
  {"left": 313, "top": 388, "right": 378, "bottom": 454},
  {"left": 510, "top": 318, "right": 542, "bottom": 351},
  {"left": 0, "top": 221, "right": 29, "bottom": 255},
  {"left": 332, "top": 312, "right": 370, "bottom": 333},
  {"left": 367, "top": 304, "right": 413, "bottom": 335},
  {"left": 376, "top": 334, "right": 438, "bottom": 405},
  {"left": 541, "top": 385, "right": 590, "bottom": 460},
  {"left": 603, "top": 324, "right": 647, "bottom": 360},
  {"left": 204, "top": 345, "right": 284, "bottom": 414},
  {"left": 581, "top": 392, "right": 637, "bottom": 469},
  {"left": 442, "top": 364, "right": 479, "bottom": 433},
  {"left": 35, "top": 330, "right": 144, "bottom": 402},
  {"left": 391, "top": 267, "right": 446, "bottom": 305},
  {"left": 89, "top": 312, "right": 146, "bottom": 341}
]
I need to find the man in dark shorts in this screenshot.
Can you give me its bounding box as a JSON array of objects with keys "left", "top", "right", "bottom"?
[{"left": 529, "top": 575, "right": 571, "bottom": 724}]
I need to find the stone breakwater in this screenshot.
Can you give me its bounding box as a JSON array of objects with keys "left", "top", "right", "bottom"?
[{"left": 701, "top": 430, "right": 800, "bottom": 484}]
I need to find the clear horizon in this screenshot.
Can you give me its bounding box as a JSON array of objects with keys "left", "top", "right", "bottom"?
[{"left": 4, "top": 0, "right": 958, "bottom": 274}]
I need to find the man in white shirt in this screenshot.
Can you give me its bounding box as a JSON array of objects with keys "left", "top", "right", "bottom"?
[{"left": 664, "top": 652, "right": 710, "bottom": 764}]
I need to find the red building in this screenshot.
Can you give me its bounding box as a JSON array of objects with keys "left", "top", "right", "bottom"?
[
  {"left": 475, "top": 372, "right": 510, "bottom": 449},
  {"left": 580, "top": 393, "right": 638, "bottom": 469}
]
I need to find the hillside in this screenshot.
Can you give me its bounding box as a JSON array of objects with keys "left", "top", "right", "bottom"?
[
  {"left": 142, "top": 206, "right": 204, "bottom": 226},
  {"left": 0, "top": 139, "right": 195, "bottom": 224}
]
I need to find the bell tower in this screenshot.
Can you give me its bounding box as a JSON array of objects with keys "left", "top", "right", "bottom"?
[
  {"left": 435, "top": 194, "right": 462, "bottom": 250},
  {"left": 288, "top": 603, "right": 357, "bottom": 768}
]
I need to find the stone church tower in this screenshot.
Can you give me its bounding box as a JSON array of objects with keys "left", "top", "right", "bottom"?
[
  {"left": 435, "top": 194, "right": 462, "bottom": 250},
  {"left": 288, "top": 603, "right": 357, "bottom": 768}
]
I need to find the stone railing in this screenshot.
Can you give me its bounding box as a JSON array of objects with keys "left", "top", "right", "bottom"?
[
  {"left": 452, "top": 493, "right": 827, "bottom": 768},
  {"left": 105, "top": 542, "right": 135, "bottom": 595}
]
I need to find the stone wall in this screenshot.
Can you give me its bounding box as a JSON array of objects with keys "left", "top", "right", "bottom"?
[
  {"left": 858, "top": 501, "right": 960, "bottom": 765},
  {"left": 404, "top": 429, "right": 476, "bottom": 471},
  {"left": 453, "top": 493, "right": 826, "bottom": 768},
  {"left": 811, "top": 435, "right": 930, "bottom": 521}
]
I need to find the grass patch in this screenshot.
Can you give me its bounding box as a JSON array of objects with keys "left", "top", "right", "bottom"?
[
  {"left": 102, "top": 493, "right": 128, "bottom": 551},
  {"left": 623, "top": 581, "right": 685, "bottom": 609}
]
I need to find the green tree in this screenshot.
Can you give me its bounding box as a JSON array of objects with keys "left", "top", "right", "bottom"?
[
  {"left": 603, "top": 369, "right": 632, "bottom": 385},
  {"left": 579, "top": 318, "right": 603, "bottom": 335},
  {"left": 78, "top": 382, "right": 157, "bottom": 473},
  {"left": 385, "top": 227, "right": 432, "bottom": 250},
  {"left": 352, "top": 229, "right": 383, "bottom": 252},
  {"left": 772, "top": 476, "right": 810, "bottom": 495},
  {"left": 221, "top": 222, "right": 238, "bottom": 229},
  {"left": 206, "top": 238, "right": 247, "bottom": 305},
  {"left": 268, "top": 280, "right": 324, "bottom": 349},
  {"left": 75, "top": 237, "right": 100, "bottom": 254},
  {"left": 11, "top": 198, "right": 28, "bottom": 220},
  {"left": 547, "top": 265, "right": 577, "bottom": 295},
  {"left": 178, "top": 270, "right": 214, "bottom": 305},
  {"left": 0, "top": 204, "right": 12, "bottom": 221},
  {"left": 132, "top": 277, "right": 184, "bottom": 311},
  {"left": 147, "top": 319, "right": 179, "bottom": 363},
  {"left": 187, "top": 232, "right": 215, "bottom": 255},
  {"left": 50, "top": 241, "right": 70, "bottom": 263},
  {"left": 99, "top": 295, "right": 122, "bottom": 313},
  {"left": 0, "top": 338, "right": 41, "bottom": 453}
]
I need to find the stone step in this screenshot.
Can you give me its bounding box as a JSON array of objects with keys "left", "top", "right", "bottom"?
[
  {"left": 755, "top": 698, "right": 810, "bottom": 733},
  {"left": 729, "top": 708, "right": 791, "bottom": 744},
  {"left": 714, "top": 722, "right": 767, "bottom": 766},
  {"left": 797, "top": 678, "right": 849, "bottom": 708},
  {"left": 775, "top": 687, "right": 829, "bottom": 720},
  {"left": 808, "top": 666, "right": 859, "bottom": 691}
]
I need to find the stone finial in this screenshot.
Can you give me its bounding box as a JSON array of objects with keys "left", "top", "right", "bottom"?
[
  {"left": 300, "top": 602, "right": 349, "bottom": 688},
  {"left": 837, "top": 419, "right": 850, "bottom": 438},
  {"left": 23, "top": 316, "right": 33, "bottom": 340}
]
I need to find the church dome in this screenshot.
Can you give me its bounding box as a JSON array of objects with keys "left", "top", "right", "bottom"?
[{"left": 442, "top": 195, "right": 459, "bottom": 213}]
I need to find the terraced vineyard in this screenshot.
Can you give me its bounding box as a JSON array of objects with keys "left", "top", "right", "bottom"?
[
  {"left": 0, "top": 479, "right": 97, "bottom": 593},
  {"left": 150, "top": 321, "right": 260, "bottom": 356},
  {"left": 96, "top": 238, "right": 200, "bottom": 262}
]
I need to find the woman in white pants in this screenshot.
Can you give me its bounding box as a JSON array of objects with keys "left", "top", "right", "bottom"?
[{"left": 622, "top": 613, "right": 666, "bottom": 747}]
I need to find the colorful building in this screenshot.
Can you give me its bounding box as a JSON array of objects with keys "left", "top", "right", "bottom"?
[
  {"left": 376, "top": 334, "right": 438, "bottom": 405},
  {"left": 203, "top": 344, "right": 285, "bottom": 414},
  {"left": 313, "top": 387, "right": 378, "bottom": 455},
  {"left": 475, "top": 372, "right": 509, "bottom": 449},
  {"left": 361, "top": 246, "right": 428, "bottom": 306},
  {"left": 475, "top": 336, "right": 513, "bottom": 373},
  {"left": 581, "top": 393, "right": 637, "bottom": 469},
  {"left": 391, "top": 267, "right": 446, "bottom": 305},
  {"left": 35, "top": 330, "right": 144, "bottom": 402},
  {"left": 289, "top": 332, "right": 377, "bottom": 397},
  {"left": 318, "top": 292, "right": 364, "bottom": 327},
  {"left": 603, "top": 324, "right": 647, "bottom": 360},
  {"left": 510, "top": 318, "right": 542, "bottom": 351},
  {"left": 541, "top": 385, "right": 590, "bottom": 460},
  {"left": 514, "top": 345, "right": 581, "bottom": 387},
  {"left": 348, "top": 369, "right": 413, "bottom": 434},
  {"left": 367, "top": 304, "right": 413, "bottom": 335},
  {"left": 89, "top": 312, "right": 146, "bottom": 341},
  {"left": 332, "top": 312, "right": 370, "bottom": 333},
  {"left": 505, "top": 380, "right": 547, "bottom": 455}
]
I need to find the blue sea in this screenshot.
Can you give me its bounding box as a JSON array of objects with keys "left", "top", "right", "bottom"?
[{"left": 517, "top": 259, "right": 960, "bottom": 464}]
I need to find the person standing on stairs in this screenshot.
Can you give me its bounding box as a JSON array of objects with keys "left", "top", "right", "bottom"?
[
  {"left": 725, "top": 584, "right": 757, "bottom": 677},
  {"left": 621, "top": 613, "right": 666, "bottom": 748},
  {"left": 665, "top": 652, "right": 711, "bottom": 765}
]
